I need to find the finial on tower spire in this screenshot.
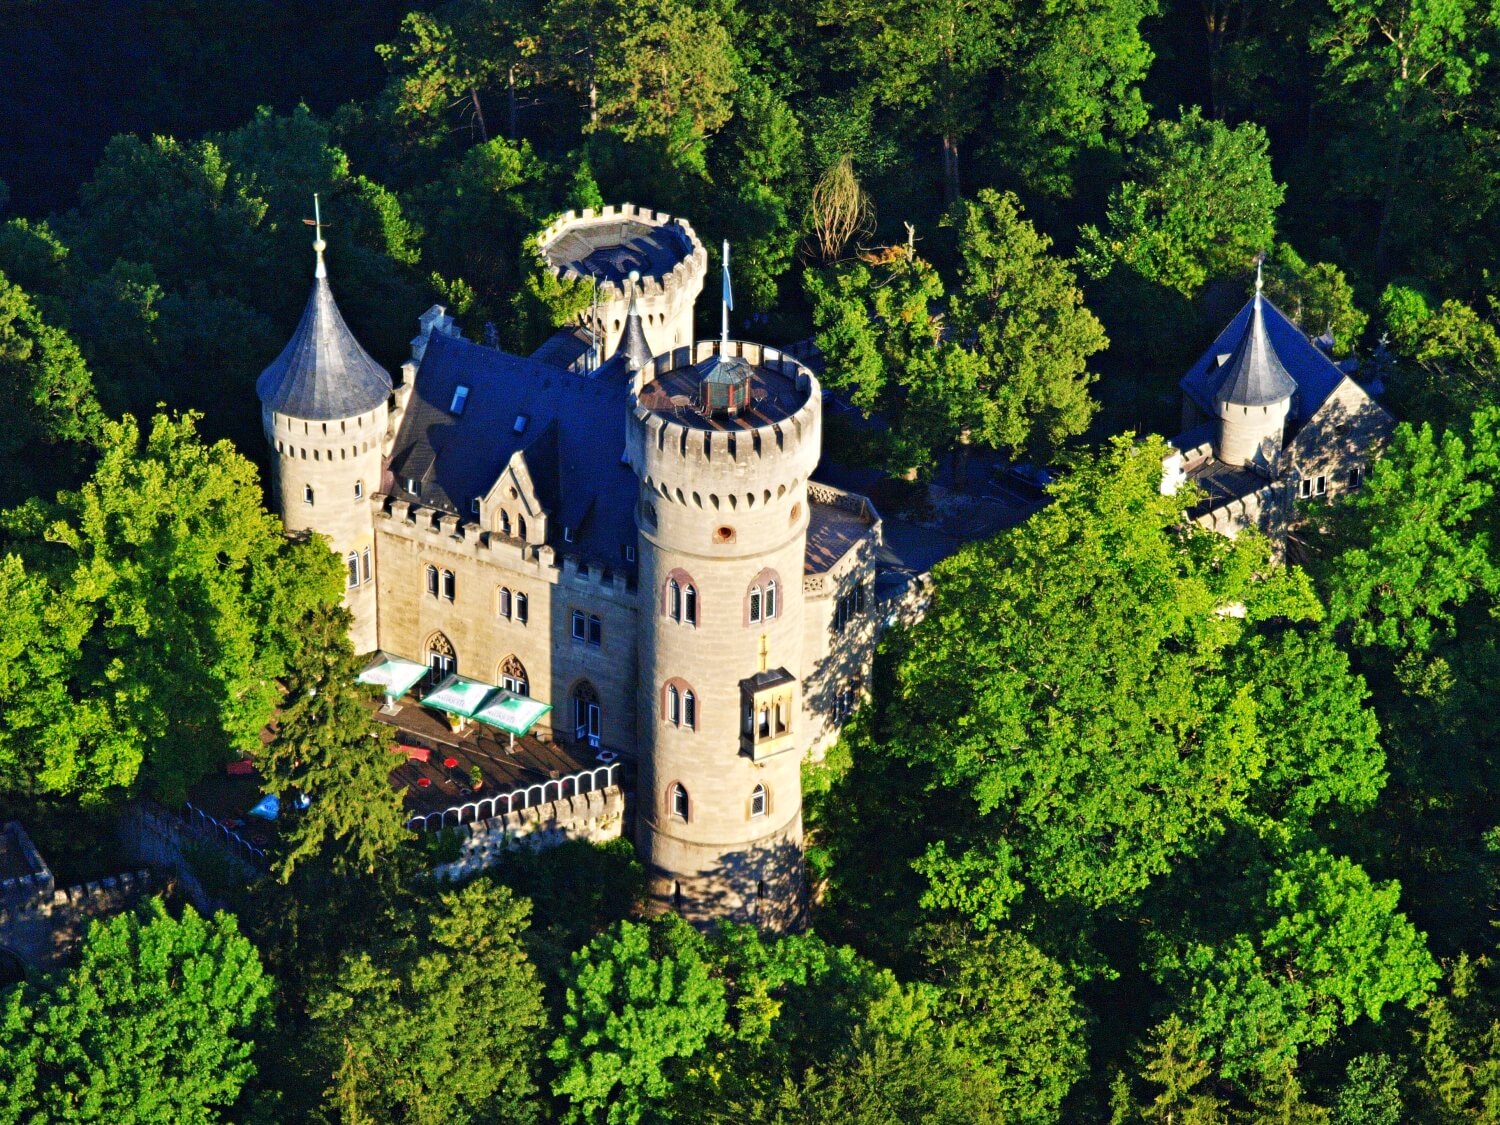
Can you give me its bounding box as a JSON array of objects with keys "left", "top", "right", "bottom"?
[
  {"left": 1255, "top": 251, "right": 1265, "bottom": 296},
  {"left": 304, "top": 193, "right": 328, "bottom": 279}
]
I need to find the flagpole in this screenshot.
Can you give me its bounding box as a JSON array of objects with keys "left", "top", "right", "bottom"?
[{"left": 721, "top": 240, "right": 730, "bottom": 348}]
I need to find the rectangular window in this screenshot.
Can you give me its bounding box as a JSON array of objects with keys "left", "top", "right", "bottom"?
[
  {"left": 354, "top": 480, "right": 364, "bottom": 499},
  {"left": 516, "top": 593, "right": 528, "bottom": 624},
  {"left": 513, "top": 414, "right": 528, "bottom": 434},
  {"left": 361, "top": 549, "right": 371, "bottom": 584},
  {"left": 588, "top": 615, "right": 602, "bottom": 647},
  {"left": 572, "top": 611, "right": 586, "bottom": 641},
  {"left": 426, "top": 566, "right": 439, "bottom": 598},
  {"left": 563, "top": 527, "right": 574, "bottom": 543},
  {"left": 625, "top": 545, "right": 636, "bottom": 563},
  {"left": 449, "top": 385, "right": 470, "bottom": 414},
  {"left": 1315, "top": 474, "right": 1327, "bottom": 496},
  {"left": 471, "top": 497, "right": 481, "bottom": 514},
  {"left": 1299, "top": 478, "right": 1312, "bottom": 499},
  {"left": 346, "top": 554, "right": 359, "bottom": 588}
]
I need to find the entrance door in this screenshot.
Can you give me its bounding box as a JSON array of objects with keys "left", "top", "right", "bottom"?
[
  {"left": 572, "top": 682, "right": 601, "bottom": 747},
  {"left": 426, "top": 633, "right": 456, "bottom": 684}
]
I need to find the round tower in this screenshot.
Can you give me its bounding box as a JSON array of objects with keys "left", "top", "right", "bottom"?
[
  {"left": 1214, "top": 285, "right": 1296, "bottom": 469},
  {"left": 537, "top": 204, "right": 706, "bottom": 361},
  {"left": 256, "top": 211, "right": 392, "bottom": 654},
  {"left": 627, "top": 338, "right": 822, "bottom": 932}
]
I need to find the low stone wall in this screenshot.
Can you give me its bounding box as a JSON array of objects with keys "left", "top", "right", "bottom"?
[
  {"left": 117, "top": 802, "right": 254, "bottom": 911},
  {"left": 0, "top": 822, "right": 53, "bottom": 907},
  {"left": 432, "top": 786, "right": 627, "bottom": 882},
  {"left": 0, "top": 870, "right": 153, "bottom": 969}
]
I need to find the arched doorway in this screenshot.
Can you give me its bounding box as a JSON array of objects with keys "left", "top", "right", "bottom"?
[
  {"left": 498, "top": 654, "right": 529, "bottom": 696},
  {"left": 572, "top": 680, "right": 601, "bottom": 747},
  {"left": 425, "top": 632, "right": 456, "bottom": 683}
]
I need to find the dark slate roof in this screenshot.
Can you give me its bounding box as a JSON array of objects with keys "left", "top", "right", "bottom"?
[
  {"left": 618, "top": 298, "right": 652, "bottom": 375},
  {"left": 385, "top": 332, "right": 638, "bottom": 570},
  {"left": 1182, "top": 294, "right": 1345, "bottom": 425},
  {"left": 1206, "top": 293, "right": 1296, "bottom": 407},
  {"left": 256, "top": 277, "right": 392, "bottom": 420}
]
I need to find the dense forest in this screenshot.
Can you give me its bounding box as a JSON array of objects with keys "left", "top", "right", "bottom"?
[{"left": 3, "top": 0, "right": 1500, "bottom": 1120}]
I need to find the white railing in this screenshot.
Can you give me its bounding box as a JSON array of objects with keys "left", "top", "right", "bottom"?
[
  {"left": 405, "top": 763, "right": 620, "bottom": 832},
  {"left": 184, "top": 802, "right": 268, "bottom": 863}
]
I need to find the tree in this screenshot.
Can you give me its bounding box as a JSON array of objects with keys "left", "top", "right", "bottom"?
[
  {"left": 1415, "top": 954, "right": 1500, "bottom": 1119},
  {"left": 922, "top": 922, "right": 1091, "bottom": 1121},
  {"left": 945, "top": 187, "right": 1106, "bottom": 456},
  {"left": 0, "top": 268, "right": 104, "bottom": 504},
  {"left": 1080, "top": 107, "right": 1284, "bottom": 297},
  {"left": 1331, "top": 1054, "right": 1405, "bottom": 1125},
  {"left": 1109, "top": 1016, "right": 1231, "bottom": 1124},
  {"left": 0, "top": 413, "right": 343, "bottom": 802},
  {"left": 0, "top": 899, "right": 271, "bottom": 1124},
  {"left": 550, "top": 917, "right": 728, "bottom": 1124},
  {"left": 308, "top": 880, "right": 547, "bottom": 1125},
  {"left": 1312, "top": 0, "right": 1494, "bottom": 273},
  {"left": 1160, "top": 851, "right": 1437, "bottom": 1080},
  {"left": 1261, "top": 244, "right": 1368, "bottom": 356},
  {"left": 259, "top": 605, "right": 410, "bottom": 882},
  {"left": 884, "top": 436, "right": 1364, "bottom": 922},
  {"left": 823, "top": 0, "right": 1010, "bottom": 204},
  {"left": 1377, "top": 287, "right": 1500, "bottom": 426}
]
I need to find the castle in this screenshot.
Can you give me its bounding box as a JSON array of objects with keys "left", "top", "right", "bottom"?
[
  {"left": 255, "top": 205, "right": 879, "bottom": 929},
  {"left": 1164, "top": 273, "right": 1395, "bottom": 540}
]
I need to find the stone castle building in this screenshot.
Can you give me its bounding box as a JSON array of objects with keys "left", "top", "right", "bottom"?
[
  {"left": 256, "top": 205, "right": 880, "bottom": 929},
  {"left": 1164, "top": 274, "right": 1395, "bottom": 540}
]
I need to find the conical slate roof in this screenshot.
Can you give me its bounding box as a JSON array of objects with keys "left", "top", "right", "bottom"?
[
  {"left": 1208, "top": 292, "right": 1297, "bottom": 409},
  {"left": 616, "top": 288, "right": 653, "bottom": 375},
  {"left": 256, "top": 275, "right": 392, "bottom": 420}
]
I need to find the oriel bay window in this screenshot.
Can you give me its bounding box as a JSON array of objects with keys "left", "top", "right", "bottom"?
[{"left": 739, "top": 668, "right": 796, "bottom": 760}]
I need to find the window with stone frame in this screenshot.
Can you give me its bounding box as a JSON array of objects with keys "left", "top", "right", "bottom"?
[{"left": 669, "top": 783, "right": 689, "bottom": 821}]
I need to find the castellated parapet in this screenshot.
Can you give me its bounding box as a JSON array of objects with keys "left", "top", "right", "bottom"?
[
  {"left": 628, "top": 341, "right": 822, "bottom": 932},
  {"left": 263, "top": 402, "right": 386, "bottom": 652},
  {"left": 537, "top": 204, "right": 707, "bottom": 361}
]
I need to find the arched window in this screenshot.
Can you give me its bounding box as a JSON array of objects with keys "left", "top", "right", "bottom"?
[
  {"left": 515, "top": 592, "right": 529, "bottom": 624},
  {"left": 346, "top": 553, "right": 360, "bottom": 588},
  {"left": 750, "top": 784, "right": 767, "bottom": 818},
  {"left": 663, "top": 570, "right": 700, "bottom": 625},
  {"left": 499, "top": 654, "right": 529, "bottom": 696},
  {"left": 498, "top": 587, "right": 512, "bottom": 618},
  {"left": 425, "top": 564, "right": 439, "bottom": 598},
  {"left": 745, "top": 569, "right": 782, "bottom": 627},
  {"left": 667, "top": 578, "right": 682, "bottom": 620},
  {"left": 517, "top": 515, "right": 527, "bottom": 540},
  {"left": 669, "top": 783, "right": 689, "bottom": 821},
  {"left": 499, "top": 509, "right": 512, "bottom": 536},
  {"left": 573, "top": 681, "right": 601, "bottom": 746},
  {"left": 426, "top": 632, "right": 456, "bottom": 682},
  {"left": 353, "top": 479, "right": 364, "bottom": 499},
  {"left": 441, "top": 569, "right": 456, "bottom": 601},
  {"left": 303, "top": 484, "right": 314, "bottom": 505},
  {"left": 663, "top": 678, "right": 697, "bottom": 729},
  {"left": 684, "top": 584, "right": 698, "bottom": 625}
]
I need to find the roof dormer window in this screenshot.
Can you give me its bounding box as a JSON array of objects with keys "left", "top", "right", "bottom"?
[
  {"left": 450, "top": 385, "right": 470, "bottom": 414},
  {"left": 513, "top": 414, "right": 529, "bottom": 434},
  {"left": 406, "top": 478, "right": 419, "bottom": 496},
  {"left": 563, "top": 527, "right": 574, "bottom": 543}
]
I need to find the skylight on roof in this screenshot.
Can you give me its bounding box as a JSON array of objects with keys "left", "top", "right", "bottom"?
[
  {"left": 450, "top": 385, "right": 470, "bottom": 414},
  {"left": 513, "top": 414, "right": 529, "bottom": 434}
]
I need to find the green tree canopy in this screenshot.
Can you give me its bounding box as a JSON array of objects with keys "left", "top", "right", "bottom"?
[
  {"left": 1080, "top": 107, "right": 1284, "bottom": 297},
  {"left": 0, "top": 899, "right": 271, "bottom": 1124},
  {"left": 308, "top": 879, "right": 546, "bottom": 1125},
  {"left": 0, "top": 412, "right": 342, "bottom": 802}
]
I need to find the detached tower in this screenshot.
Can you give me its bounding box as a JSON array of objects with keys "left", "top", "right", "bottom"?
[
  {"left": 626, "top": 320, "right": 822, "bottom": 931},
  {"left": 256, "top": 203, "right": 392, "bottom": 653}
]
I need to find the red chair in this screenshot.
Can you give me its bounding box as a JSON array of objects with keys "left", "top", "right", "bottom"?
[{"left": 394, "top": 745, "right": 431, "bottom": 763}]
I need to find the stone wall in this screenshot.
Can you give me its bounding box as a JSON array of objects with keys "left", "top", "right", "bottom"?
[
  {"left": 0, "top": 870, "right": 153, "bottom": 969},
  {"left": 430, "top": 785, "right": 627, "bottom": 881}
]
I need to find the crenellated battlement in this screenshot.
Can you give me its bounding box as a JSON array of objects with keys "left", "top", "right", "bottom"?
[
  {"left": 627, "top": 341, "right": 822, "bottom": 508},
  {"left": 536, "top": 204, "right": 707, "bottom": 303}
]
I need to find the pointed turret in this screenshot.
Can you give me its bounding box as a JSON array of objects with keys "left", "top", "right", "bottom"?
[
  {"left": 257, "top": 198, "right": 389, "bottom": 655},
  {"left": 256, "top": 203, "right": 392, "bottom": 420},
  {"left": 617, "top": 271, "right": 653, "bottom": 377},
  {"left": 1211, "top": 265, "right": 1295, "bottom": 468}
]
